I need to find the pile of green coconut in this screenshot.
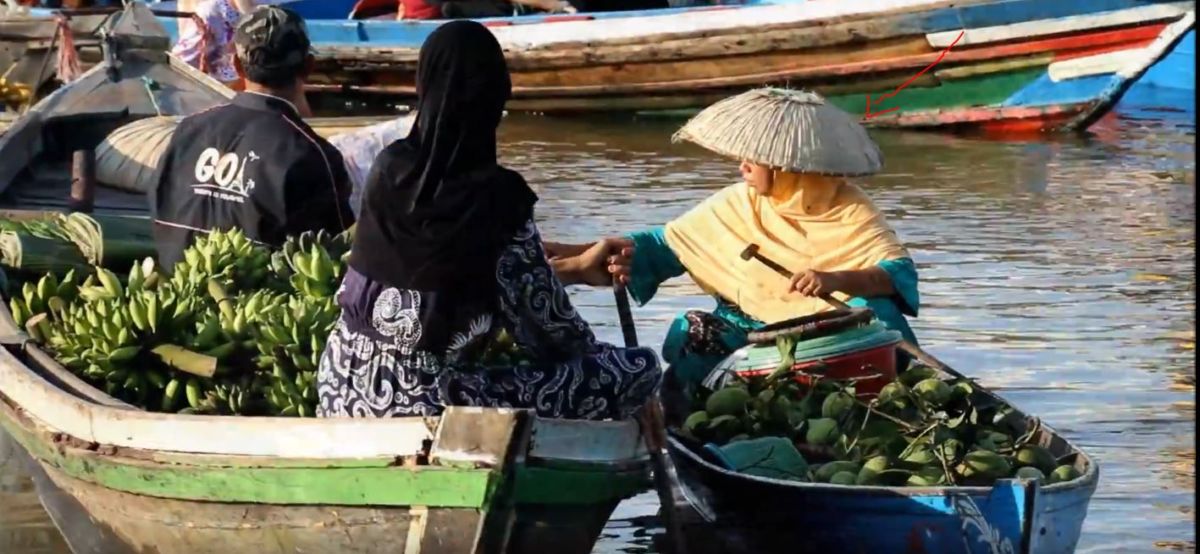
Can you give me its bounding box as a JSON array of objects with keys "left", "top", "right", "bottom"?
[{"left": 679, "top": 365, "right": 1082, "bottom": 487}]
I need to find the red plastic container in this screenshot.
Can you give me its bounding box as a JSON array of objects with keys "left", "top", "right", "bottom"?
[{"left": 735, "top": 342, "right": 899, "bottom": 397}]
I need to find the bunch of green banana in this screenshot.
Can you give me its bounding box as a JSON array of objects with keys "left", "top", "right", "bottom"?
[
  {"left": 9, "top": 269, "right": 79, "bottom": 328},
  {"left": 42, "top": 291, "right": 171, "bottom": 405},
  {"left": 269, "top": 230, "right": 351, "bottom": 297},
  {"left": 169, "top": 229, "right": 272, "bottom": 293},
  {"left": 244, "top": 294, "right": 337, "bottom": 416}
]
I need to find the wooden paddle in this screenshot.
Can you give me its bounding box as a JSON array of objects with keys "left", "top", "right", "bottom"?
[
  {"left": 738, "top": 243, "right": 973, "bottom": 383},
  {"left": 613, "top": 281, "right": 687, "bottom": 554}
]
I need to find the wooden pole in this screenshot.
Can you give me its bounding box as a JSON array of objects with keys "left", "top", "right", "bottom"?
[
  {"left": 613, "top": 282, "right": 687, "bottom": 554},
  {"left": 68, "top": 149, "right": 95, "bottom": 213}
]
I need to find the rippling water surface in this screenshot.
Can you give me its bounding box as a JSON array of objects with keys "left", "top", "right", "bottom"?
[{"left": 0, "top": 96, "right": 1193, "bottom": 553}]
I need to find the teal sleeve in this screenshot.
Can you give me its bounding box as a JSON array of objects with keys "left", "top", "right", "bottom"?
[
  {"left": 878, "top": 257, "right": 919, "bottom": 317},
  {"left": 845, "top": 257, "right": 920, "bottom": 348},
  {"left": 625, "top": 227, "right": 686, "bottom": 306}
]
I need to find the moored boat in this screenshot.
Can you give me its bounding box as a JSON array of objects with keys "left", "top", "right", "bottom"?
[
  {"left": 6, "top": 0, "right": 1194, "bottom": 130},
  {"left": 0, "top": 2, "right": 234, "bottom": 214},
  {"left": 178, "top": 0, "right": 1195, "bottom": 132},
  {"left": 0, "top": 290, "right": 650, "bottom": 554}
]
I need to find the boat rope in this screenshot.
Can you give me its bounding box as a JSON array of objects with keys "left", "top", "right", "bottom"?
[
  {"left": 142, "top": 76, "right": 163, "bottom": 116},
  {"left": 54, "top": 13, "right": 82, "bottom": 84},
  {"left": 188, "top": 13, "right": 214, "bottom": 75}
]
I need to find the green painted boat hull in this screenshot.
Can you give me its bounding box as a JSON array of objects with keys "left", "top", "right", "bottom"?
[{"left": 0, "top": 400, "right": 648, "bottom": 554}]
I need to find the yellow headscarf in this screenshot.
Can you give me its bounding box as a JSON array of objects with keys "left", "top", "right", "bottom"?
[{"left": 662, "top": 172, "right": 909, "bottom": 324}]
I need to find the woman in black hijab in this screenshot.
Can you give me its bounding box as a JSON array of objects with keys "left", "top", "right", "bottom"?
[{"left": 316, "top": 20, "right": 660, "bottom": 420}]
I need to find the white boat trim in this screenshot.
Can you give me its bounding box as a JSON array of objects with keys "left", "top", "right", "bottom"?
[
  {"left": 1115, "top": 10, "right": 1195, "bottom": 79},
  {"left": 0, "top": 345, "right": 647, "bottom": 461},
  {"left": 489, "top": 0, "right": 956, "bottom": 50},
  {"left": 1048, "top": 48, "right": 1147, "bottom": 82},
  {"left": 925, "top": 3, "right": 1192, "bottom": 48}
]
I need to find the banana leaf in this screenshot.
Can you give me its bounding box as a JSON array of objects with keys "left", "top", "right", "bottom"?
[
  {"left": 0, "top": 230, "right": 89, "bottom": 274},
  {"left": 56, "top": 212, "right": 155, "bottom": 268}
]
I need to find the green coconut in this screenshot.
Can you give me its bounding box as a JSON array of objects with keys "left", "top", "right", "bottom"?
[
  {"left": 1014, "top": 466, "right": 1046, "bottom": 481},
  {"left": 935, "top": 439, "right": 964, "bottom": 462},
  {"left": 905, "top": 466, "right": 946, "bottom": 487},
  {"left": 829, "top": 471, "right": 858, "bottom": 486},
  {"left": 974, "top": 430, "right": 1013, "bottom": 453},
  {"left": 708, "top": 415, "right": 744, "bottom": 443},
  {"left": 956, "top": 449, "right": 1012, "bottom": 480},
  {"left": 856, "top": 456, "right": 891, "bottom": 486},
  {"left": 913, "top": 378, "right": 952, "bottom": 407},
  {"left": 1047, "top": 464, "right": 1082, "bottom": 484},
  {"left": 899, "top": 366, "right": 939, "bottom": 387},
  {"left": 1014, "top": 445, "right": 1057, "bottom": 475},
  {"left": 768, "top": 394, "right": 793, "bottom": 423},
  {"left": 682, "top": 411, "right": 710, "bottom": 436},
  {"left": 821, "top": 391, "right": 856, "bottom": 419},
  {"left": 902, "top": 446, "right": 937, "bottom": 465},
  {"left": 877, "top": 382, "right": 910, "bottom": 407},
  {"left": 805, "top": 418, "right": 841, "bottom": 446},
  {"left": 706, "top": 386, "right": 752, "bottom": 417},
  {"left": 814, "top": 461, "right": 861, "bottom": 483},
  {"left": 949, "top": 381, "right": 974, "bottom": 402}
]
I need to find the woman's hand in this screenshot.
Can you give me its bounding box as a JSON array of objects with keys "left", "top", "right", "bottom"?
[
  {"left": 576, "top": 238, "right": 634, "bottom": 287},
  {"left": 788, "top": 269, "right": 843, "bottom": 298}
]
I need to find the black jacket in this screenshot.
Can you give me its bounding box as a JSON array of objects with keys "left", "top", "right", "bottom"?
[{"left": 150, "top": 92, "right": 355, "bottom": 270}]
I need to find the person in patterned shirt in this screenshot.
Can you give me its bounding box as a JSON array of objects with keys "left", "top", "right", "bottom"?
[{"left": 173, "top": 0, "right": 256, "bottom": 89}]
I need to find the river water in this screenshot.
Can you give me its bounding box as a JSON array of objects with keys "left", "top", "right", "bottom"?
[{"left": 0, "top": 91, "right": 1194, "bottom": 553}]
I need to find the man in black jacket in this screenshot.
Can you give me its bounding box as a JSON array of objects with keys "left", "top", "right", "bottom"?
[{"left": 151, "top": 5, "right": 354, "bottom": 270}]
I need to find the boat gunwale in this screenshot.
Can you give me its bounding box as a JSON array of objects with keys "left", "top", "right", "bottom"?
[
  {"left": 665, "top": 430, "right": 1099, "bottom": 499},
  {"left": 1, "top": 390, "right": 650, "bottom": 507},
  {"left": 0, "top": 297, "right": 651, "bottom": 462}
]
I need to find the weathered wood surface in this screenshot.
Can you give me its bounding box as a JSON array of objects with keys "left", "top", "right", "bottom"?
[{"left": 41, "top": 464, "right": 425, "bottom": 554}]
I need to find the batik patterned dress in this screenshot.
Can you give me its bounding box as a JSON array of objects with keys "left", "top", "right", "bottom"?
[
  {"left": 316, "top": 220, "right": 662, "bottom": 420},
  {"left": 171, "top": 0, "right": 241, "bottom": 84}
]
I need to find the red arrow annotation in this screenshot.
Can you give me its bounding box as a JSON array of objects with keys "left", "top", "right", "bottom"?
[{"left": 863, "top": 30, "right": 967, "bottom": 120}]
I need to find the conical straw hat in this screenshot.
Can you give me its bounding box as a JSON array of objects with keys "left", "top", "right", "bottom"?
[{"left": 673, "top": 88, "right": 882, "bottom": 176}]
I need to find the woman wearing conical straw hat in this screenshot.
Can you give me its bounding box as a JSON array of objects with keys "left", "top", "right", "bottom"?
[{"left": 560, "top": 88, "right": 919, "bottom": 388}]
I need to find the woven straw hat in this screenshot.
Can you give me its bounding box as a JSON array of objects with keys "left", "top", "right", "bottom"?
[{"left": 673, "top": 88, "right": 883, "bottom": 176}]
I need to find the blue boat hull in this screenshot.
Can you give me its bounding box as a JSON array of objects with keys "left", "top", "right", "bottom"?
[
  {"left": 1134, "top": 29, "right": 1195, "bottom": 92},
  {"left": 667, "top": 435, "right": 1098, "bottom": 554}
]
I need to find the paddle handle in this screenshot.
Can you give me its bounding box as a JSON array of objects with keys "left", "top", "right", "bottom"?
[
  {"left": 613, "top": 279, "right": 687, "bottom": 554},
  {"left": 613, "top": 283, "right": 638, "bottom": 348}
]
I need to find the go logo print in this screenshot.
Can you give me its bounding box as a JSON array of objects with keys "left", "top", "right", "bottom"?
[{"left": 193, "top": 147, "right": 260, "bottom": 197}]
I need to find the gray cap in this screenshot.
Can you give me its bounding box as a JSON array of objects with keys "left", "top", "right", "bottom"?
[{"left": 234, "top": 5, "right": 311, "bottom": 70}]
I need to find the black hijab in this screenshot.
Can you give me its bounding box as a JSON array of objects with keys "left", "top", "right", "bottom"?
[{"left": 348, "top": 21, "right": 537, "bottom": 349}]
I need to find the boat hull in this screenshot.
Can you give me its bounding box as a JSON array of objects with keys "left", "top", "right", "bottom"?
[
  {"left": 232, "top": 0, "right": 1198, "bottom": 130},
  {"left": 8, "top": 0, "right": 1196, "bottom": 129},
  {"left": 659, "top": 360, "right": 1099, "bottom": 554},
  {"left": 667, "top": 435, "right": 1097, "bottom": 554},
  {"left": 0, "top": 305, "right": 651, "bottom": 554}
]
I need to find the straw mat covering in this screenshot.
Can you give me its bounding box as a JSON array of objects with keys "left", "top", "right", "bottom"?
[
  {"left": 96, "top": 116, "right": 182, "bottom": 194},
  {"left": 673, "top": 88, "right": 882, "bottom": 176}
]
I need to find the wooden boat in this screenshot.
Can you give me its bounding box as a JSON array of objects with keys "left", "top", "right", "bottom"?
[
  {"left": 158, "top": 0, "right": 1197, "bottom": 131},
  {"left": 0, "top": 278, "right": 650, "bottom": 554},
  {"left": 658, "top": 362, "right": 1099, "bottom": 554},
  {"left": 0, "top": 2, "right": 233, "bottom": 214},
  {"left": 7, "top": 1, "right": 1195, "bottom": 130}
]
